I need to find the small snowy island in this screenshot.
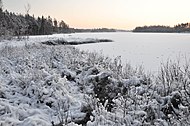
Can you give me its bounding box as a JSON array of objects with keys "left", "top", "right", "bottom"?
[{"left": 41, "top": 38, "right": 113, "bottom": 46}]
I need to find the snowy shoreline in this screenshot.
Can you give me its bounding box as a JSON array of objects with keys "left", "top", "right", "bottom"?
[
  {"left": 0, "top": 34, "right": 113, "bottom": 48},
  {"left": 0, "top": 36, "right": 190, "bottom": 125}
]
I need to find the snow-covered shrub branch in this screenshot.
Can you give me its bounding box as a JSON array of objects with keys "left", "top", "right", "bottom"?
[{"left": 0, "top": 42, "right": 189, "bottom": 126}]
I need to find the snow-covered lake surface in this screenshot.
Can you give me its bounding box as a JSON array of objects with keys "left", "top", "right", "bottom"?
[
  {"left": 73, "top": 32, "right": 190, "bottom": 72},
  {"left": 1, "top": 32, "right": 189, "bottom": 72}
]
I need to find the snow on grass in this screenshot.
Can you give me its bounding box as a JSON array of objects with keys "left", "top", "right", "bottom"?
[{"left": 0, "top": 36, "right": 190, "bottom": 125}]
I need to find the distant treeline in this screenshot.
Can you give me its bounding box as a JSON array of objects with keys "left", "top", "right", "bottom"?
[
  {"left": 0, "top": 0, "right": 121, "bottom": 38},
  {"left": 71, "top": 28, "right": 117, "bottom": 33},
  {"left": 0, "top": 9, "right": 118, "bottom": 37},
  {"left": 0, "top": 9, "right": 70, "bottom": 37},
  {"left": 133, "top": 23, "right": 190, "bottom": 33}
]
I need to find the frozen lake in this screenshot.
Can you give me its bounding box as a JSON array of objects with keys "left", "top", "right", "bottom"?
[
  {"left": 72, "top": 32, "right": 190, "bottom": 72},
  {"left": 2, "top": 32, "right": 189, "bottom": 72}
]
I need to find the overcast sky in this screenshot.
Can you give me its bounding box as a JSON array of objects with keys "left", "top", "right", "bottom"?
[{"left": 3, "top": 0, "right": 190, "bottom": 30}]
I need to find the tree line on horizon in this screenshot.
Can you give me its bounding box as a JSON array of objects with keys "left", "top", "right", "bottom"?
[
  {"left": 0, "top": 0, "right": 70, "bottom": 38},
  {"left": 0, "top": 0, "right": 118, "bottom": 39},
  {"left": 133, "top": 23, "right": 190, "bottom": 33}
]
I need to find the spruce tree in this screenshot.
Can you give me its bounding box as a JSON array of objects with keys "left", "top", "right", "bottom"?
[{"left": 0, "top": 0, "right": 3, "bottom": 11}]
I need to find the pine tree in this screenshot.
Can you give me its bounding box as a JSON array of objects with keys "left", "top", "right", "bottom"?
[
  {"left": 53, "top": 18, "right": 58, "bottom": 32},
  {"left": 59, "top": 20, "right": 69, "bottom": 33},
  {"left": 0, "top": 0, "right": 3, "bottom": 37},
  {"left": 0, "top": 0, "right": 3, "bottom": 11},
  {"left": 39, "top": 16, "right": 45, "bottom": 35}
]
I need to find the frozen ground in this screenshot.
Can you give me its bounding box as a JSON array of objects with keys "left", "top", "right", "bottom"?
[{"left": 0, "top": 34, "right": 190, "bottom": 126}]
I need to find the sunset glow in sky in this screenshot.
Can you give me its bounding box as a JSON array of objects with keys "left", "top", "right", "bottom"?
[{"left": 4, "top": 0, "right": 190, "bottom": 30}]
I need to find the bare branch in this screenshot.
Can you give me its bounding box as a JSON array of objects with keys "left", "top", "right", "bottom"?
[{"left": 25, "top": 3, "right": 31, "bottom": 15}]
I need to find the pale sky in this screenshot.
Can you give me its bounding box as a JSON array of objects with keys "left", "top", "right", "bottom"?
[{"left": 3, "top": 0, "right": 190, "bottom": 30}]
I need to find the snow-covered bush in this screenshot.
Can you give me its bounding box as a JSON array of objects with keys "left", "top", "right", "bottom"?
[{"left": 0, "top": 41, "right": 190, "bottom": 126}]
